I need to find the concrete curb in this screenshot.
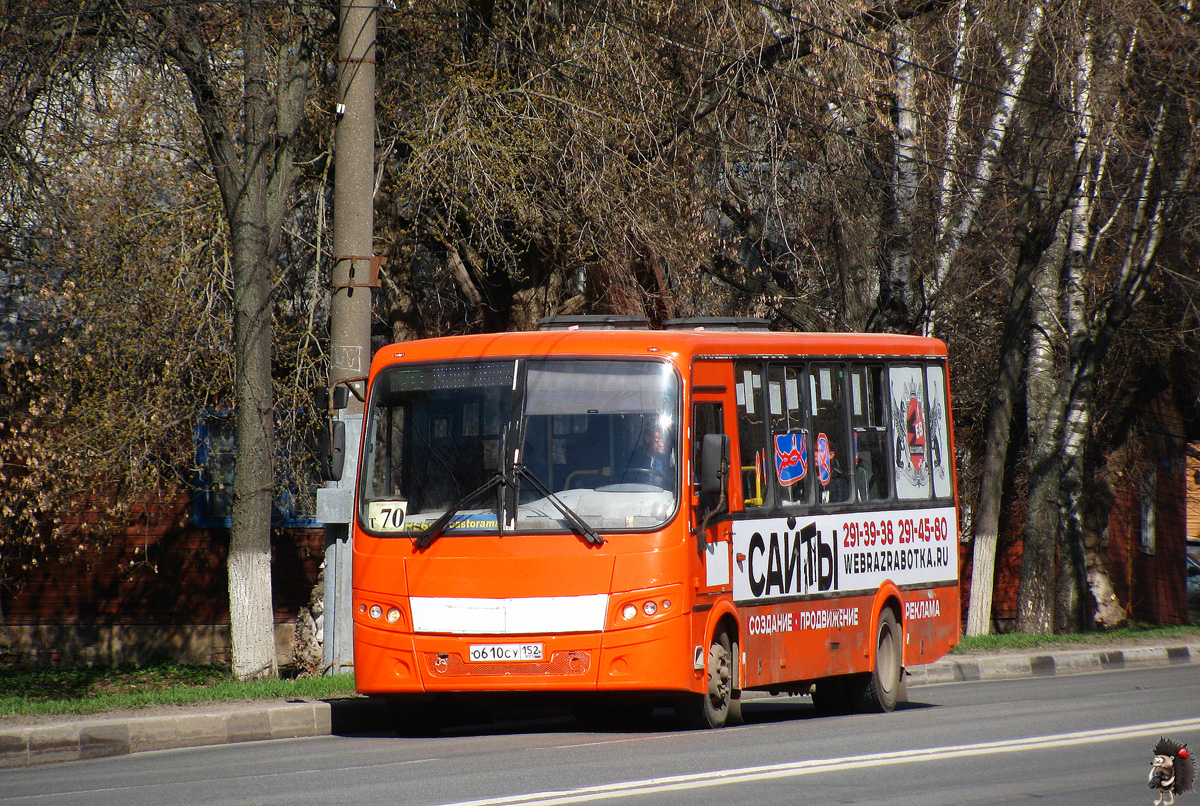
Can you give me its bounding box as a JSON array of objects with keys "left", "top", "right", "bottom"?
[
  {"left": 905, "top": 644, "right": 1199, "bottom": 686},
  {"left": 2, "top": 643, "right": 1197, "bottom": 768},
  {"left": 0, "top": 697, "right": 390, "bottom": 769}
]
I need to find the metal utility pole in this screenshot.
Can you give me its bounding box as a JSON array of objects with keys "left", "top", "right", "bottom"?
[{"left": 316, "top": 0, "right": 377, "bottom": 675}]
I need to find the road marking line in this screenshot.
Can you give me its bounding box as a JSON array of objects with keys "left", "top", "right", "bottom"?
[{"left": 434, "top": 717, "right": 1200, "bottom": 806}]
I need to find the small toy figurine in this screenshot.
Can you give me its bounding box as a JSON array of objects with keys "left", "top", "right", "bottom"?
[{"left": 1150, "top": 736, "right": 1196, "bottom": 805}]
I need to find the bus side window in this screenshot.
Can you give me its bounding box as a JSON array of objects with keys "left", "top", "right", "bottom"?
[
  {"left": 734, "top": 362, "right": 767, "bottom": 509},
  {"left": 768, "top": 364, "right": 809, "bottom": 507},
  {"left": 889, "top": 363, "right": 932, "bottom": 500},
  {"left": 850, "top": 364, "right": 891, "bottom": 502},
  {"left": 809, "top": 362, "right": 851, "bottom": 504},
  {"left": 925, "top": 362, "right": 953, "bottom": 499}
]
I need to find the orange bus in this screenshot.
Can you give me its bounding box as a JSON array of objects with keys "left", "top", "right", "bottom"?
[{"left": 349, "top": 317, "right": 960, "bottom": 732}]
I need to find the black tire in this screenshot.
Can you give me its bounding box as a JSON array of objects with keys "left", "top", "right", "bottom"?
[
  {"left": 861, "top": 607, "right": 902, "bottom": 713},
  {"left": 678, "top": 629, "right": 734, "bottom": 729},
  {"left": 726, "top": 639, "right": 744, "bottom": 727}
]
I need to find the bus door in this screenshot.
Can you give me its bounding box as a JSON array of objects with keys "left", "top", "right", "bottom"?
[{"left": 690, "top": 360, "right": 735, "bottom": 593}]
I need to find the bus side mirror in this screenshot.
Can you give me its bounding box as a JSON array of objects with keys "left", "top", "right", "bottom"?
[
  {"left": 700, "top": 433, "right": 729, "bottom": 498},
  {"left": 314, "top": 384, "right": 351, "bottom": 481},
  {"left": 696, "top": 433, "right": 729, "bottom": 543},
  {"left": 317, "top": 420, "right": 346, "bottom": 482},
  {"left": 314, "top": 386, "right": 349, "bottom": 411}
]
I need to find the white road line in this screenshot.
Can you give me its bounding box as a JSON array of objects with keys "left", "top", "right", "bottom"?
[{"left": 435, "top": 717, "right": 1200, "bottom": 806}]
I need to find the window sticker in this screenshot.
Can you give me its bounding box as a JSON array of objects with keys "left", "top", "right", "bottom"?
[
  {"left": 774, "top": 432, "right": 808, "bottom": 486},
  {"left": 906, "top": 391, "right": 926, "bottom": 473},
  {"left": 816, "top": 432, "right": 834, "bottom": 487},
  {"left": 819, "top": 368, "right": 832, "bottom": 401},
  {"left": 890, "top": 365, "right": 929, "bottom": 498}
]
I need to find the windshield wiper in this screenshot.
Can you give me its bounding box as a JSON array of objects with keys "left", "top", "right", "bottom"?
[
  {"left": 414, "top": 473, "right": 503, "bottom": 550},
  {"left": 516, "top": 466, "right": 604, "bottom": 546}
]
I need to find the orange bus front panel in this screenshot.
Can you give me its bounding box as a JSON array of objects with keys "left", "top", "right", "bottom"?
[
  {"left": 596, "top": 614, "right": 696, "bottom": 692},
  {"left": 355, "top": 620, "right": 420, "bottom": 694},
  {"left": 354, "top": 610, "right": 697, "bottom": 695}
]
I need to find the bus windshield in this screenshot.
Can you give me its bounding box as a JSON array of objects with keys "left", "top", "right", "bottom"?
[{"left": 359, "top": 358, "right": 680, "bottom": 537}]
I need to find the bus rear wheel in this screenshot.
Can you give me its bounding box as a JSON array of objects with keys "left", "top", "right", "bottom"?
[
  {"left": 679, "top": 629, "right": 734, "bottom": 729},
  {"left": 861, "top": 607, "right": 902, "bottom": 713}
]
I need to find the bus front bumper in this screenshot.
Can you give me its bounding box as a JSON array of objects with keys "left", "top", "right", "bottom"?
[{"left": 353, "top": 617, "right": 694, "bottom": 695}]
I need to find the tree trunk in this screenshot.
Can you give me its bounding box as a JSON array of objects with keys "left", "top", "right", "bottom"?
[
  {"left": 1062, "top": 97, "right": 1197, "bottom": 629},
  {"left": 160, "top": 1, "right": 314, "bottom": 679},
  {"left": 965, "top": 248, "right": 1038, "bottom": 635},
  {"left": 1053, "top": 28, "right": 1096, "bottom": 634},
  {"left": 226, "top": 6, "right": 278, "bottom": 681},
  {"left": 1016, "top": 215, "right": 1069, "bottom": 634},
  {"left": 877, "top": 21, "right": 920, "bottom": 333}
]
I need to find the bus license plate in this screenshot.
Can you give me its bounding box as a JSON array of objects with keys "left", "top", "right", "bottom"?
[{"left": 468, "top": 643, "right": 543, "bottom": 662}]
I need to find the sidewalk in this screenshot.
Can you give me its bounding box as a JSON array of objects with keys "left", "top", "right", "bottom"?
[{"left": 3, "top": 639, "right": 1198, "bottom": 769}]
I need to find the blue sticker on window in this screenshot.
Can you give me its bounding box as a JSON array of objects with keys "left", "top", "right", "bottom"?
[
  {"left": 774, "top": 432, "right": 808, "bottom": 486},
  {"left": 816, "top": 432, "right": 834, "bottom": 486}
]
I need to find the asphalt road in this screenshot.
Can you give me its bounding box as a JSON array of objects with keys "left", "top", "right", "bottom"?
[{"left": 3, "top": 664, "right": 1198, "bottom": 806}]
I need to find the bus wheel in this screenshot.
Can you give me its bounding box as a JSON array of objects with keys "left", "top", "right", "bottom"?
[
  {"left": 862, "top": 607, "right": 902, "bottom": 713},
  {"left": 726, "top": 638, "right": 744, "bottom": 727},
  {"left": 679, "top": 629, "right": 734, "bottom": 729}
]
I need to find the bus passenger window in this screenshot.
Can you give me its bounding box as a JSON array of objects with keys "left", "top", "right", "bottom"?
[
  {"left": 735, "top": 362, "right": 767, "bottom": 508},
  {"left": 850, "top": 365, "right": 890, "bottom": 502},
  {"left": 768, "top": 364, "right": 809, "bottom": 507},
  {"left": 925, "top": 363, "right": 953, "bottom": 499},
  {"left": 809, "top": 363, "right": 850, "bottom": 504},
  {"left": 889, "top": 364, "right": 932, "bottom": 500}
]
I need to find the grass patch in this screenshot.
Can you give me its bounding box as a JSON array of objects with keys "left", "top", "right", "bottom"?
[
  {"left": 953, "top": 624, "right": 1200, "bottom": 654},
  {"left": 0, "top": 660, "right": 357, "bottom": 718}
]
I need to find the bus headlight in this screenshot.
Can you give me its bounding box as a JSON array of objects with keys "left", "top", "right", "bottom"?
[
  {"left": 369, "top": 605, "right": 382, "bottom": 620},
  {"left": 643, "top": 601, "right": 657, "bottom": 616},
  {"left": 386, "top": 607, "right": 401, "bottom": 623},
  {"left": 622, "top": 604, "right": 638, "bottom": 620}
]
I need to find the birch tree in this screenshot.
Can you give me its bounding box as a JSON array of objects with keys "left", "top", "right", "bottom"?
[
  {"left": 1014, "top": 3, "right": 1198, "bottom": 632},
  {"left": 922, "top": 0, "right": 1047, "bottom": 633}
]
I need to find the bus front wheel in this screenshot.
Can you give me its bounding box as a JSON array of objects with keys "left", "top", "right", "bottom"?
[{"left": 679, "top": 629, "right": 735, "bottom": 729}]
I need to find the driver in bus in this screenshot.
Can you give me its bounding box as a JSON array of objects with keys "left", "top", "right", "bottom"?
[{"left": 624, "top": 424, "right": 675, "bottom": 490}]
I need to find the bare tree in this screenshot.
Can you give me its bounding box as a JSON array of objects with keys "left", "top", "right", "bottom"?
[{"left": 142, "top": 2, "right": 324, "bottom": 678}]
